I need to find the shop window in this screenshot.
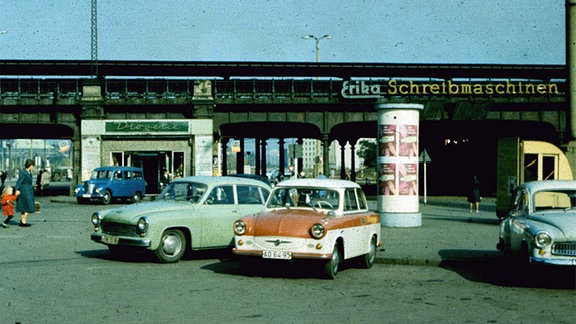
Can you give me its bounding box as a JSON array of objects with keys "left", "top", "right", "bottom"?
[
  {"left": 111, "top": 152, "right": 123, "bottom": 166},
  {"left": 173, "top": 152, "right": 184, "bottom": 178}
]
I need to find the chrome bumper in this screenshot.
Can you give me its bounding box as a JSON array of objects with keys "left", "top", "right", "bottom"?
[{"left": 91, "top": 233, "right": 151, "bottom": 248}]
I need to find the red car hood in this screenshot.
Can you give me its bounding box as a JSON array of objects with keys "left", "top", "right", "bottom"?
[{"left": 249, "top": 209, "right": 327, "bottom": 237}]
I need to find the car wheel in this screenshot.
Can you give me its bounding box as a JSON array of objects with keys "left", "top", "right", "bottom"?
[
  {"left": 155, "top": 229, "right": 186, "bottom": 263},
  {"left": 361, "top": 236, "right": 377, "bottom": 269},
  {"left": 102, "top": 190, "right": 112, "bottom": 205},
  {"left": 131, "top": 192, "right": 141, "bottom": 203},
  {"left": 324, "top": 243, "right": 340, "bottom": 279}
]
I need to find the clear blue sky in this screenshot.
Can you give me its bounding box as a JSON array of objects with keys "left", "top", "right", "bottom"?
[{"left": 0, "top": 0, "right": 566, "bottom": 64}]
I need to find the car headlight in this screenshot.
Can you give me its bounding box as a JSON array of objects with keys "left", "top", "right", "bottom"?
[
  {"left": 137, "top": 217, "right": 149, "bottom": 234},
  {"left": 91, "top": 212, "right": 102, "bottom": 226},
  {"left": 94, "top": 187, "right": 103, "bottom": 194},
  {"left": 310, "top": 223, "right": 326, "bottom": 239},
  {"left": 534, "top": 231, "right": 552, "bottom": 248},
  {"left": 74, "top": 187, "right": 81, "bottom": 194},
  {"left": 234, "top": 220, "right": 246, "bottom": 235}
]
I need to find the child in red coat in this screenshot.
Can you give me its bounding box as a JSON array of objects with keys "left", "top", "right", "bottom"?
[{"left": 2, "top": 186, "right": 19, "bottom": 228}]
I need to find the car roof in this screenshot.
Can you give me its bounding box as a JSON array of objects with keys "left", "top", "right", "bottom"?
[
  {"left": 171, "top": 175, "right": 271, "bottom": 187},
  {"left": 94, "top": 166, "right": 143, "bottom": 171},
  {"left": 276, "top": 178, "right": 361, "bottom": 189},
  {"left": 520, "top": 180, "right": 576, "bottom": 192}
]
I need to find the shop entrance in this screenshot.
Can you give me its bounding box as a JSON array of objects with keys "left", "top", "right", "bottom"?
[{"left": 111, "top": 151, "right": 185, "bottom": 194}]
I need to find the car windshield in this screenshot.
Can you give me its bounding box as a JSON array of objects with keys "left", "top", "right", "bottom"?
[
  {"left": 90, "top": 170, "right": 112, "bottom": 180},
  {"left": 268, "top": 187, "right": 339, "bottom": 210},
  {"left": 159, "top": 181, "right": 208, "bottom": 203},
  {"left": 534, "top": 190, "right": 576, "bottom": 212}
]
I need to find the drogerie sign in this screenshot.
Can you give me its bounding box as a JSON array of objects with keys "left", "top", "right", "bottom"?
[{"left": 340, "top": 80, "right": 560, "bottom": 99}]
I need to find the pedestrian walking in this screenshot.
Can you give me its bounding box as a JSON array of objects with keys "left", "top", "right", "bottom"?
[
  {"left": 1, "top": 185, "right": 19, "bottom": 228},
  {"left": 36, "top": 169, "right": 43, "bottom": 196},
  {"left": 41, "top": 168, "right": 51, "bottom": 195},
  {"left": 468, "top": 175, "right": 481, "bottom": 213},
  {"left": 14, "top": 159, "right": 36, "bottom": 227},
  {"left": 0, "top": 170, "right": 6, "bottom": 187}
]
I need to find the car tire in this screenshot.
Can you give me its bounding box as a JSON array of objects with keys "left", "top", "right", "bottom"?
[
  {"left": 155, "top": 229, "right": 186, "bottom": 263},
  {"left": 131, "top": 192, "right": 141, "bottom": 203},
  {"left": 102, "top": 190, "right": 112, "bottom": 205},
  {"left": 361, "top": 235, "right": 377, "bottom": 269},
  {"left": 324, "top": 243, "right": 340, "bottom": 279}
]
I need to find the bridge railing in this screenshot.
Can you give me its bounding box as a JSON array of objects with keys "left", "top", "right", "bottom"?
[
  {"left": 0, "top": 78, "right": 81, "bottom": 100},
  {"left": 0, "top": 77, "right": 567, "bottom": 101}
]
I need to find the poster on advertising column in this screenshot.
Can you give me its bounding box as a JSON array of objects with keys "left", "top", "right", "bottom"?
[
  {"left": 398, "top": 163, "right": 418, "bottom": 196},
  {"left": 378, "top": 162, "right": 396, "bottom": 195}
]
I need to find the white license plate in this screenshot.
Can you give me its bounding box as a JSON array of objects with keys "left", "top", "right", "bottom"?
[
  {"left": 103, "top": 235, "right": 119, "bottom": 245},
  {"left": 82, "top": 194, "right": 91, "bottom": 198},
  {"left": 262, "top": 250, "right": 292, "bottom": 260}
]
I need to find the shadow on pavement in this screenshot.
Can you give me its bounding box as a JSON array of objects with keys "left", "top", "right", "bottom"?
[
  {"left": 439, "top": 249, "right": 576, "bottom": 289},
  {"left": 425, "top": 215, "right": 500, "bottom": 226}
]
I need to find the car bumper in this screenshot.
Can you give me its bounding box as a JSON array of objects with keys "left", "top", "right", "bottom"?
[
  {"left": 91, "top": 233, "right": 151, "bottom": 248},
  {"left": 232, "top": 248, "right": 332, "bottom": 260},
  {"left": 530, "top": 256, "right": 576, "bottom": 266}
]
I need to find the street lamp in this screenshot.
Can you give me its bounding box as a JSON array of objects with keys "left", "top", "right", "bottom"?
[{"left": 302, "top": 34, "right": 331, "bottom": 63}]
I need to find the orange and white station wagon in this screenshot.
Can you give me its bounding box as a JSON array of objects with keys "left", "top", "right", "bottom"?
[{"left": 233, "top": 179, "right": 381, "bottom": 279}]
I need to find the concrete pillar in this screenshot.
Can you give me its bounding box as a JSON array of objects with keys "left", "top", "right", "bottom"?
[
  {"left": 261, "top": 139, "right": 268, "bottom": 176},
  {"left": 236, "top": 138, "right": 244, "bottom": 174},
  {"left": 278, "top": 138, "right": 285, "bottom": 176},
  {"left": 377, "top": 103, "right": 424, "bottom": 227},
  {"left": 339, "top": 140, "right": 347, "bottom": 179},
  {"left": 221, "top": 138, "right": 229, "bottom": 176},
  {"left": 255, "top": 138, "right": 261, "bottom": 175},
  {"left": 322, "top": 133, "right": 330, "bottom": 177}
]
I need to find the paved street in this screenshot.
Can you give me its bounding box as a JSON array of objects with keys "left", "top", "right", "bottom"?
[{"left": 0, "top": 187, "right": 574, "bottom": 323}]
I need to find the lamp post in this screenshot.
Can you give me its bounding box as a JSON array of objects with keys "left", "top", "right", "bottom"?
[{"left": 302, "top": 34, "right": 331, "bottom": 63}]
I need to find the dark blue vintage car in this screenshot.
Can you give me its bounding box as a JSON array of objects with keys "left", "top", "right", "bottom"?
[{"left": 75, "top": 166, "right": 146, "bottom": 204}]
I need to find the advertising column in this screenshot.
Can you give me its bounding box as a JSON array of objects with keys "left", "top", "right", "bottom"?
[{"left": 377, "top": 103, "right": 423, "bottom": 227}]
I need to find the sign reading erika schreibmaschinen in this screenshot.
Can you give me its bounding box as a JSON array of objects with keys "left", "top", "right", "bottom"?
[
  {"left": 340, "top": 79, "right": 560, "bottom": 99},
  {"left": 105, "top": 121, "right": 189, "bottom": 133}
]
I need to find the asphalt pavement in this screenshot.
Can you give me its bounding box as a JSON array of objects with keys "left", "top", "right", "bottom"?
[{"left": 373, "top": 196, "right": 501, "bottom": 267}]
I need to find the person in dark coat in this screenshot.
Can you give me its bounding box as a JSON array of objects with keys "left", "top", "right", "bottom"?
[
  {"left": 0, "top": 170, "right": 6, "bottom": 187},
  {"left": 15, "top": 159, "right": 36, "bottom": 227},
  {"left": 467, "top": 175, "right": 481, "bottom": 213}
]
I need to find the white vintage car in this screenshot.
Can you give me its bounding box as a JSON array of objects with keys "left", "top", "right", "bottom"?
[
  {"left": 232, "top": 179, "right": 381, "bottom": 279},
  {"left": 497, "top": 180, "right": 576, "bottom": 266},
  {"left": 91, "top": 176, "right": 270, "bottom": 263}
]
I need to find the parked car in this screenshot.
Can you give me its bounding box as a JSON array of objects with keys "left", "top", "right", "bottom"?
[
  {"left": 90, "top": 176, "right": 271, "bottom": 263},
  {"left": 497, "top": 180, "right": 576, "bottom": 266},
  {"left": 232, "top": 179, "right": 381, "bottom": 279},
  {"left": 75, "top": 166, "right": 146, "bottom": 205}
]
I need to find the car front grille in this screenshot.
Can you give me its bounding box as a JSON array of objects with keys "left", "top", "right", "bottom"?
[
  {"left": 84, "top": 183, "right": 95, "bottom": 194},
  {"left": 551, "top": 242, "right": 576, "bottom": 256},
  {"left": 101, "top": 222, "right": 139, "bottom": 237}
]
